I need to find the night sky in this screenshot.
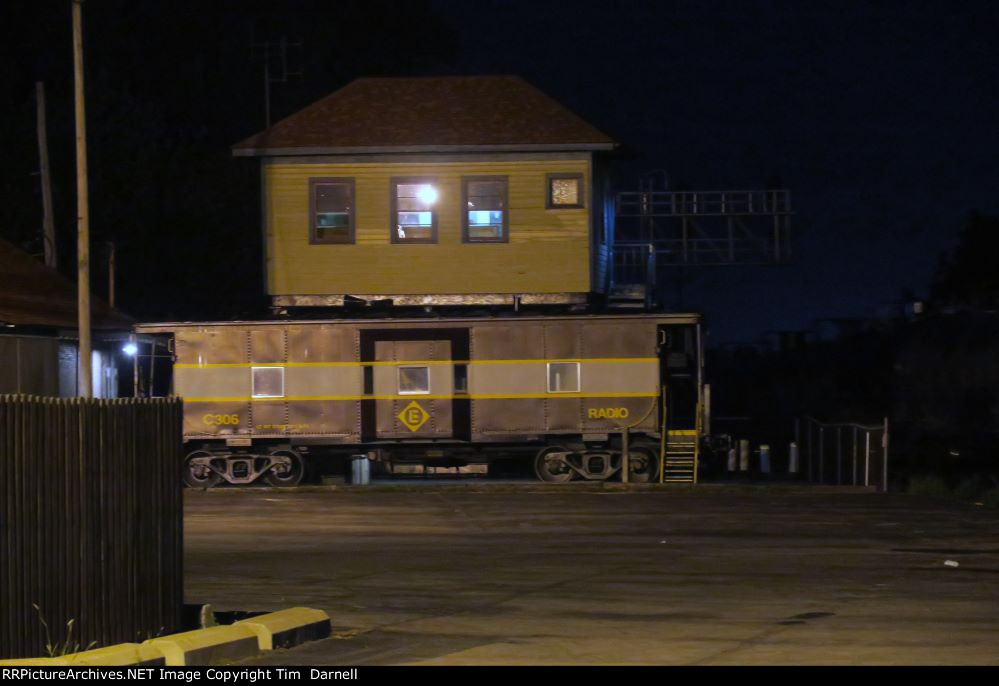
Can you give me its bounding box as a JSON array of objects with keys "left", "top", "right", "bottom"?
[{"left": 2, "top": 0, "right": 997, "bottom": 344}]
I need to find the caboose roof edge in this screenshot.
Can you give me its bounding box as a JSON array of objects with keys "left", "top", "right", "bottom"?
[{"left": 135, "top": 313, "right": 701, "bottom": 334}]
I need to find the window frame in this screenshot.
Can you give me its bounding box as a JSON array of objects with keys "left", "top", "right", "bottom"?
[
  {"left": 461, "top": 175, "right": 509, "bottom": 243},
  {"left": 251, "top": 366, "right": 286, "bottom": 398},
  {"left": 546, "top": 362, "right": 581, "bottom": 394},
  {"left": 397, "top": 365, "right": 431, "bottom": 395},
  {"left": 453, "top": 363, "right": 469, "bottom": 395},
  {"left": 390, "top": 176, "right": 439, "bottom": 244},
  {"left": 545, "top": 172, "right": 585, "bottom": 210},
  {"left": 308, "top": 177, "right": 355, "bottom": 245}
]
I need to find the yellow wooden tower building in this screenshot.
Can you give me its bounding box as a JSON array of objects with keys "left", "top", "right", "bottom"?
[{"left": 232, "top": 76, "right": 616, "bottom": 309}]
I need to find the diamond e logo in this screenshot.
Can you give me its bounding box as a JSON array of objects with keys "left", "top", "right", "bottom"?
[{"left": 398, "top": 400, "right": 430, "bottom": 432}]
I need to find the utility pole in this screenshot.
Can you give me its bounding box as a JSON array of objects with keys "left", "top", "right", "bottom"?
[
  {"left": 73, "top": 0, "right": 92, "bottom": 398},
  {"left": 36, "top": 82, "right": 57, "bottom": 270},
  {"left": 107, "top": 241, "right": 115, "bottom": 308}
]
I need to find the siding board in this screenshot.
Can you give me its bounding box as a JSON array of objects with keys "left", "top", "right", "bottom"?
[{"left": 265, "top": 159, "right": 591, "bottom": 295}]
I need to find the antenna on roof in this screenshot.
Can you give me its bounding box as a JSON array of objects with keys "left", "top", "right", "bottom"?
[{"left": 250, "top": 34, "right": 304, "bottom": 128}]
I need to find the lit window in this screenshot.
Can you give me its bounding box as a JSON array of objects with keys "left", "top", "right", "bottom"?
[
  {"left": 310, "top": 178, "right": 354, "bottom": 244},
  {"left": 546, "top": 173, "right": 584, "bottom": 209},
  {"left": 392, "top": 178, "right": 438, "bottom": 243},
  {"left": 252, "top": 367, "right": 285, "bottom": 398},
  {"left": 547, "top": 362, "right": 580, "bottom": 393},
  {"left": 398, "top": 366, "right": 430, "bottom": 394},
  {"left": 462, "top": 177, "right": 508, "bottom": 242}
]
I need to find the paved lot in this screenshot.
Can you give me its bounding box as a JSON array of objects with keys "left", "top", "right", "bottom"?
[{"left": 184, "top": 483, "right": 999, "bottom": 665}]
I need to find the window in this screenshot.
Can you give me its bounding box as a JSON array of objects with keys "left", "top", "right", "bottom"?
[
  {"left": 398, "top": 366, "right": 430, "bottom": 394},
  {"left": 462, "top": 177, "right": 508, "bottom": 242},
  {"left": 391, "top": 178, "right": 438, "bottom": 243},
  {"left": 252, "top": 367, "right": 285, "bottom": 398},
  {"left": 547, "top": 362, "right": 580, "bottom": 393},
  {"left": 546, "top": 173, "right": 584, "bottom": 209},
  {"left": 453, "top": 364, "right": 468, "bottom": 394},
  {"left": 309, "top": 178, "right": 354, "bottom": 244}
]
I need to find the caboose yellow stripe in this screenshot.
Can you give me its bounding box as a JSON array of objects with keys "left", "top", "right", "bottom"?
[{"left": 175, "top": 357, "right": 658, "bottom": 369}]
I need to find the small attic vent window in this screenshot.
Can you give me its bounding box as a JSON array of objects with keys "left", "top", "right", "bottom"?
[{"left": 547, "top": 173, "right": 584, "bottom": 209}]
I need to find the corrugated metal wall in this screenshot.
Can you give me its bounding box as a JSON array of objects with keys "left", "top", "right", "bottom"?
[
  {"left": 0, "top": 336, "right": 118, "bottom": 398},
  {"left": 0, "top": 337, "right": 59, "bottom": 396},
  {"left": 0, "top": 396, "right": 184, "bottom": 659}
]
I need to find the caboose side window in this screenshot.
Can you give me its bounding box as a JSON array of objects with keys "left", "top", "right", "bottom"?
[
  {"left": 547, "top": 362, "right": 580, "bottom": 393},
  {"left": 462, "top": 177, "right": 508, "bottom": 242},
  {"left": 309, "top": 178, "right": 354, "bottom": 244},
  {"left": 251, "top": 366, "right": 285, "bottom": 398},
  {"left": 546, "top": 173, "right": 584, "bottom": 209},
  {"left": 391, "top": 178, "right": 438, "bottom": 244},
  {"left": 398, "top": 366, "right": 430, "bottom": 394}
]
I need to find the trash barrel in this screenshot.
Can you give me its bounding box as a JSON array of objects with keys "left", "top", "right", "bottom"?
[{"left": 351, "top": 455, "right": 371, "bottom": 485}]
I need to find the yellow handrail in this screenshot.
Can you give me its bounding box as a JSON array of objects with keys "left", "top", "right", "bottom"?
[{"left": 693, "top": 400, "right": 701, "bottom": 484}]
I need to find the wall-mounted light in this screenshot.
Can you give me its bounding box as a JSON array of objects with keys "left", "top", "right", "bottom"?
[{"left": 122, "top": 342, "right": 138, "bottom": 356}]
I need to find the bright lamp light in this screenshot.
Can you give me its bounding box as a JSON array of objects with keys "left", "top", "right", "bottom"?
[
  {"left": 122, "top": 343, "right": 138, "bottom": 356},
  {"left": 416, "top": 185, "right": 439, "bottom": 205}
]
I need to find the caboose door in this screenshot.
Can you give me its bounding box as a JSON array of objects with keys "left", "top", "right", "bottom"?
[{"left": 372, "top": 339, "right": 453, "bottom": 440}]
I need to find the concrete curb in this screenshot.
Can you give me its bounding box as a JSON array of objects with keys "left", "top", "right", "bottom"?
[
  {"left": 0, "top": 607, "right": 331, "bottom": 667},
  {"left": 235, "top": 607, "right": 332, "bottom": 650},
  {"left": 0, "top": 643, "right": 164, "bottom": 667},
  {"left": 143, "top": 625, "right": 260, "bottom": 666}
]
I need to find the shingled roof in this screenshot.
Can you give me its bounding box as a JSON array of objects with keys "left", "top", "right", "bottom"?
[
  {"left": 0, "top": 237, "right": 133, "bottom": 330},
  {"left": 233, "top": 76, "right": 616, "bottom": 155}
]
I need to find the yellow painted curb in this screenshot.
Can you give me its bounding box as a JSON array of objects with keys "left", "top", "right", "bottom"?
[
  {"left": 236, "top": 608, "right": 332, "bottom": 650},
  {"left": 0, "top": 656, "right": 72, "bottom": 666},
  {"left": 1, "top": 606, "right": 330, "bottom": 666},
  {"left": 56, "top": 642, "right": 166, "bottom": 666},
  {"left": 142, "top": 625, "right": 259, "bottom": 666}
]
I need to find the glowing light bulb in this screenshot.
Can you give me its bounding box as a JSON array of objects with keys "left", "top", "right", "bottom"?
[{"left": 416, "top": 185, "right": 438, "bottom": 205}]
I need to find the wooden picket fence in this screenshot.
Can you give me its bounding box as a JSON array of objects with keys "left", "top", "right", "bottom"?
[{"left": 0, "top": 396, "right": 183, "bottom": 659}]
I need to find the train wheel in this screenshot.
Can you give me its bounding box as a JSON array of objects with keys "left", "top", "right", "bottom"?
[
  {"left": 534, "top": 446, "right": 576, "bottom": 483},
  {"left": 625, "top": 446, "right": 659, "bottom": 483},
  {"left": 183, "top": 450, "right": 221, "bottom": 489},
  {"left": 264, "top": 449, "right": 305, "bottom": 487}
]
